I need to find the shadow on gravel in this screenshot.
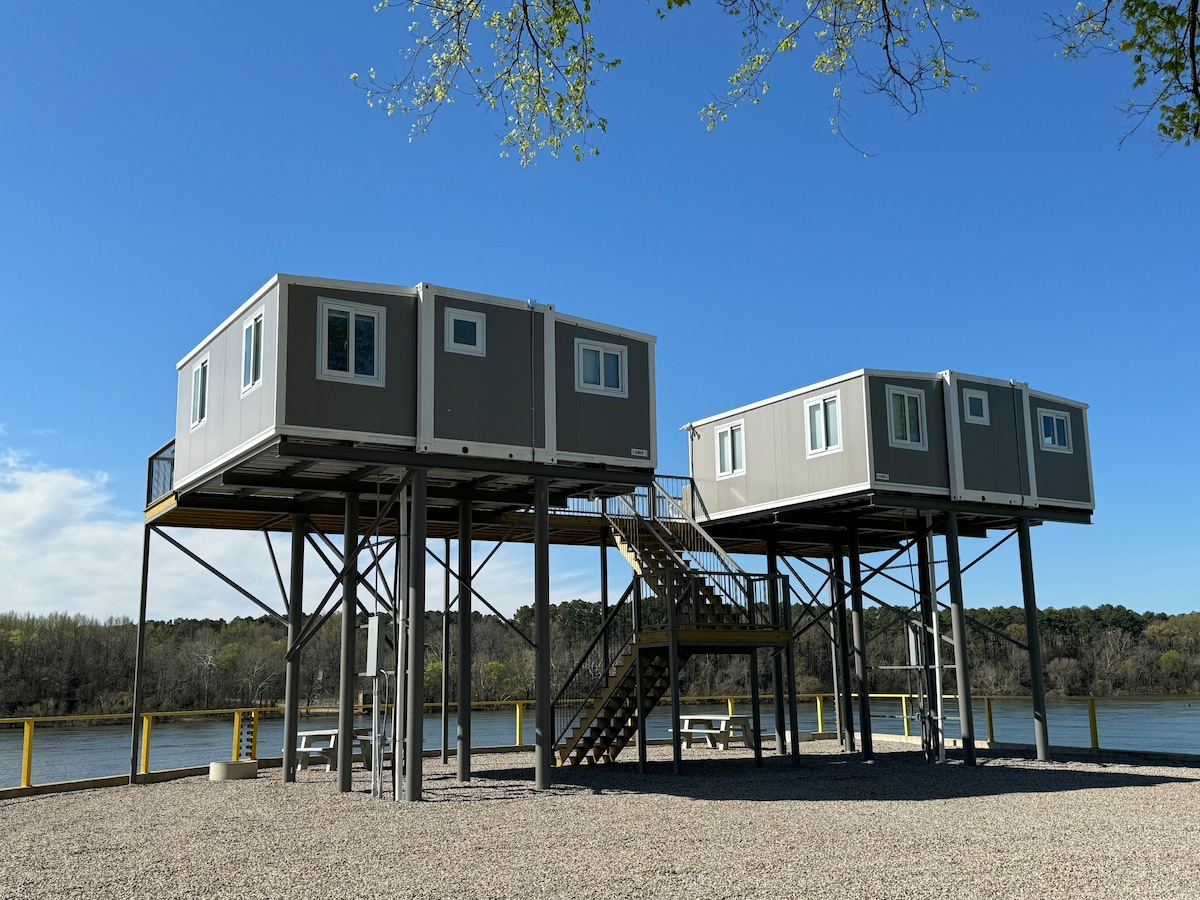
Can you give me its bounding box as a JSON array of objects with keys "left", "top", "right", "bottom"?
[{"left": 466, "top": 748, "right": 1199, "bottom": 804}]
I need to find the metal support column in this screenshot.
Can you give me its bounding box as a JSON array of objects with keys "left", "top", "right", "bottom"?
[
  {"left": 666, "top": 570, "right": 682, "bottom": 775},
  {"left": 945, "top": 513, "right": 977, "bottom": 765},
  {"left": 833, "top": 546, "right": 856, "bottom": 753},
  {"left": 767, "top": 544, "right": 786, "bottom": 756},
  {"left": 283, "top": 515, "right": 305, "bottom": 782},
  {"left": 392, "top": 486, "right": 408, "bottom": 801},
  {"left": 337, "top": 494, "right": 359, "bottom": 791},
  {"left": 600, "top": 529, "right": 610, "bottom": 673},
  {"left": 457, "top": 501, "right": 473, "bottom": 782},
  {"left": 129, "top": 525, "right": 152, "bottom": 783},
  {"left": 533, "top": 477, "right": 552, "bottom": 790},
  {"left": 781, "top": 572, "right": 801, "bottom": 764},
  {"left": 441, "top": 537, "right": 450, "bottom": 766},
  {"left": 634, "top": 579, "right": 647, "bottom": 773},
  {"left": 848, "top": 528, "right": 873, "bottom": 761},
  {"left": 915, "top": 524, "right": 941, "bottom": 762},
  {"left": 1018, "top": 519, "right": 1050, "bottom": 761},
  {"left": 404, "top": 470, "right": 427, "bottom": 801}
]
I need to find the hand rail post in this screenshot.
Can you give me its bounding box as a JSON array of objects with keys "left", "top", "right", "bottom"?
[
  {"left": 902, "top": 695, "right": 911, "bottom": 737},
  {"left": 815, "top": 695, "right": 825, "bottom": 733},
  {"left": 140, "top": 714, "right": 152, "bottom": 775},
  {"left": 232, "top": 710, "right": 243, "bottom": 761},
  {"left": 1088, "top": 697, "right": 1099, "bottom": 749},
  {"left": 515, "top": 702, "right": 524, "bottom": 746},
  {"left": 985, "top": 697, "right": 995, "bottom": 744},
  {"left": 21, "top": 719, "right": 34, "bottom": 788},
  {"left": 251, "top": 708, "right": 260, "bottom": 758}
]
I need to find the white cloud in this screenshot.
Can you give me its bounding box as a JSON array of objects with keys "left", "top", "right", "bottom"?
[{"left": 0, "top": 451, "right": 603, "bottom": 623}]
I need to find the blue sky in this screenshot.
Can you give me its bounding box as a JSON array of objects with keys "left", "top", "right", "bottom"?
[{"left": 1, "top": 2, "right": 1196, "bottom": 621}]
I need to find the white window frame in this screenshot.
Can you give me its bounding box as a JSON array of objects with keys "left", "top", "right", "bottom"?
[
  {"left": 886, "top": 385, "right": 928, "bottom": 451},
  {"left": 241, "top": 308, "right": 264, "bottom": 395},
  {"left": 805, "top": 391, "right": 842, "bottom": 458},
  {"left": 1037, "top": 408, "right": 1073, "bottom": 453},
  {"left": 715, "top": 420, "right": 746, "bottom": 479},
  {"left": 574, "top": 338, "right": 628, "bottom": 398},
  {"left": 317, "top": 296, "right": 385, "bottom": 387},
  {"left": 444, "top": 307, "right": 486, "bottom": 357},
  {"left": 962, "top": 388, "right": 990, "bottom": 426},
  {"left": 190, "top": 356, "right": 209, "bottom": 429}
]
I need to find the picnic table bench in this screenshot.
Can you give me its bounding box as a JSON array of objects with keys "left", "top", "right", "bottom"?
[
  {"left": 676, "top": 715, "right": 757, "bottom": 750},
  {"left": 291, "top": 728, "right": 382, "bottom": 771}
]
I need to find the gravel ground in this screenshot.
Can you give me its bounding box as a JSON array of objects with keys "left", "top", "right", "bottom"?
[{"left": 3, "top": 740, "right": 1198, "bottom": 899}]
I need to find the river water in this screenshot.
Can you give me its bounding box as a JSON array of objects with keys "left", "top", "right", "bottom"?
[{"left": 2, "top": 697, "right": 1196, "bottom": 788}]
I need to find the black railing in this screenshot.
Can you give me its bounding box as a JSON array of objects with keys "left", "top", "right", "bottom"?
[
  {"left": 146, "top": 440, "right": 176, "bottom": 506},
  {"left": 552, "top": 580, "right": 636, "bottom": 747}
]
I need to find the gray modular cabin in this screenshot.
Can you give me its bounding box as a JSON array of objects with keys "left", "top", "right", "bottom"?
[
  {"left": 683, "top": 369, "right": 1093, "bottom": 528},
  {"left": 170, "top": 274, "right": 657, "bottom": 497}
]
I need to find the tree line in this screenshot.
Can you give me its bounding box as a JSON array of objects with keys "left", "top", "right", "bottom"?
[{"left": 1, "top": 601, "right": 1196, "bottom": 718}]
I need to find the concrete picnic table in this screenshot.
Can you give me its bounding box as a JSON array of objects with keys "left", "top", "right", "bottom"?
[
  {"left": 676, "top": 715, "right": 757, "bottom": 750},
  {"left": 293, "top": 727, "right": 381, "bottom": 771}
]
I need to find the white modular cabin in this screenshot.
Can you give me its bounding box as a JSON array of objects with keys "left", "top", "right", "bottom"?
[
  {"left": 170, "top": 274, "right": 657, "bottom": 497},
  {"left": 683, "top": 369, "right": 1093, "bottom": 527}
]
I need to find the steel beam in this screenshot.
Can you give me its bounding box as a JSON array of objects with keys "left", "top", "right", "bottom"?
[
  {"left": 283, "top": 515, "right": 305, "bottom": 782},
  {"left": 404, "top": 470, "right": 428, "bottom": 800},
  {"left": 441, "top": 537, "right": 450, "bottom": 766},
  {"left": 457, "top": 501, "right": 473, "bottom": 782},
  {"left": 533, "top": 477, "right": 552, "bottom": 790},
  {"left": 915, "top": 526, "right": 941, "bottom": 761},
  {"left": 1018, "top": 519, "right": 1050, "bottom": 761},
  {"left": 848, "top": 528, "right": 873, "bottom": 761},
  {"left": 337, "top": 494, "right": 358, "bottom": 791},
  {"left": 945, "top": 513, "right": 976, "bottom": 765},
  {"left": 832, "top": 547, "right": 856, "bottom": 753},
  {"left": 129, "top": 525, "right": 152, "bottom": 783},
  {"left": 767, "top": 544, "right": 786, "bottom": 756}
]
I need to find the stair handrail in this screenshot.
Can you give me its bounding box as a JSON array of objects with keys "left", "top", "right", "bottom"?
[
  {"left": 551, "top": 579, "right": 637, "bottom": 746},
  {"left": 651, "top": 478, "right": 744, "bottom": 576},
  {"left": 609, "top": 491, "right": 751, "bottom": 618}
]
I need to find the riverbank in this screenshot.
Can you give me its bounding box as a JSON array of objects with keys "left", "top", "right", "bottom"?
[{"left": 3, "top": 740, "right": 1198, "bottom": 899}]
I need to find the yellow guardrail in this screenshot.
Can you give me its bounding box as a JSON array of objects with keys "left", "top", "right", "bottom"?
[{"left": 0, "top": 694, "right": 1167, "bottom": 789}]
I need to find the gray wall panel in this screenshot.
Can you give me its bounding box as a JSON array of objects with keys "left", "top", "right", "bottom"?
[
  {"left": 554, "top": 321, "right": 653, "bottom": 461},
  {"left": 283, "top": 284, "right": 418, "bottom": 438},
  {"left": 958, "top": 379, "right": 1030, "bottom": 497},
  {"left": 689, "top": 375, "right": 868, "bottom": 518},
  {"left": 432, "top": 296, "right": 544, "bottom": 449},
  {"left": 867, "top": 375, "right": 949, "bottom": 490},
  {"left": 1029, "top": 399, "right": 1092, "bottom": 503}
]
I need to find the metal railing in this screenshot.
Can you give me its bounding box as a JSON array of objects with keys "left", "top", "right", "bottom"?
[
  {"left": 551, "top": 581, "right": 637, "bottom": 747},
  {"left": 146, "top": 439, "right": 176, "bottom": 506}
]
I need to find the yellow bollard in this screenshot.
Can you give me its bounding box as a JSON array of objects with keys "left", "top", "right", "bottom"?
[
  {"left": 232, "top": 710, "right": 243, "bottom": 761},
  {"left": 902, "top": 695, "right": 911, "bottom": 737},
  {"left": 727, "top": 697, "right": 735, "bottom": 716},
  {"left": 815, "top": 695, "right": 825, "bottom": 733},
  {"left": 21, "top": 719, "right": 34, "bottom": 788},
  {"left": 1088, "top": 697, "right": 1099, "bottom": 749},
  {"left": 251, "top": 709, "right": 260, "bottom": 758},
  {"left": 515, "top": 702, "right": 524, "bottom": 746},
  {"left": 985, "top": 697, "right": 995, "bottom": 744},
  {"left": 140, "top": 715, "right": 152, "bottom": 775}
]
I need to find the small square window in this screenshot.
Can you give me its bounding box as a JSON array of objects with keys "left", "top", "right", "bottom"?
[
  {"left": 317, "top": 297, "right": 385, "bottom": 386},
  {"left": 190, "top": 357, "right": 209, "bottom": 428},
  {"left": 963, "top": 388, "right": 990, "bottom": 425},
  {"left": 242, "top": 310, "right": 264, "bottom": 393},
  {"left": 716, "top": 421, "right": 745, "bottom": 478},
  {"left": 575, "top": 338, "right": 627, "bottom": 398},
  {"left": 445, "top": 308, "right": 486, "bottom": 357},
  {"left": 887, "top": 385, "right": 928, "bottom": 451},
  {"left": 805, "top": 392, "right": 842, "bottom": 457},
  {"left": 1038, "top": 408, "right": 1073, "bottom": 453}
]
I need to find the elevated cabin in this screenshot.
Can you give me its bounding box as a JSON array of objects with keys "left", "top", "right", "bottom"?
[
  {"left": 157, "top": 274, "right": 657, "bottom": 527},
  {"left": 683, "top": 369, "right": 1092, "bottom": 547}
]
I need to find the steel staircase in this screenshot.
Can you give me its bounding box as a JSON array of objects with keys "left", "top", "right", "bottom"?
[{"left": 555, "top": 481, "right": 768, "bottom": 766}]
